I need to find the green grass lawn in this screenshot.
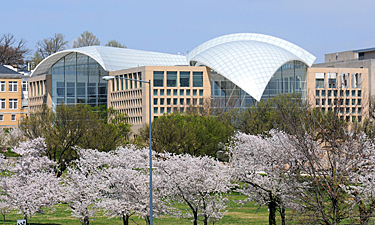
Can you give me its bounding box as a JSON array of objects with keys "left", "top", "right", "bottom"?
[{"left": 1, "top": 193, "right": 274, "bottom": 225}]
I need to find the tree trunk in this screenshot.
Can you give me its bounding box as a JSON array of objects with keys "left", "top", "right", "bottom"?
[
  {"left": 122, "top": 215, "right": 129, "bottom": 225},
  {"left": 83, "top": 216, "right": 89, "bottom": 225},
  {"left": 204, "top": 215, "right": 208, "bottom": 225},
  {"left": 2, "top": 213, "right": 5, "bottom": 223},
  {"left": 193, "top": 211, "right": 198, "bottom": 225},
  {"left": 279, "top": 207, "right": 285, "bottom": 225},
  {"left": 268, "top": 195, "right": 277, "bottom": 225},
  {"left": 145, "top": 215, "right": 150, "bottom": 225}
]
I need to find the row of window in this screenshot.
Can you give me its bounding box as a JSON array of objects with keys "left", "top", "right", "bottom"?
[
  {"left": 315, "top": 73, "right": 361, "bottom": 89},
  {"left": 315, "top": 98, "right": 362, "bottom": 106},
  {"left": 0, "top": 81, "right": 18, "bottom": 92},
  {"left": 320, "top": 107, "right": 362, "bottom": 115},
  {"left": 315, "top": 90, "right": 362, "bottom": 98},
  {"left": 153, "top": 71, "right": 203, "bottom": 88},
  {"left": 153, "top": 98, "right": 204, "bottom": 106},
  {"left": 0, "top": 99, "right": 18, "bottom": 110},
  {"left": 0, "top": 114, "right": 16, "bottom": 121},
  {"left": 113, "top": 72, "right": 142, "bottom": 91},
  {"left": 154, "top": 106, "right": 191, "bottom": 115},
  {"left": 153, "top": 89, "right": 204, "bottom": 97}
]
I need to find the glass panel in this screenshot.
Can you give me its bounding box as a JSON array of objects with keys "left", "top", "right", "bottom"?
[
  {"left": 153, "top": 71, "right": 164, "bottom": 87},
  {"left": 167, "top": 71, "right": 177, "bottom": 87},
  {"left": 180, "top": 71, "right": 190, "bottom": 87},
  {"left": 193, "top": 72, "right": 203, "bottom": 87}
]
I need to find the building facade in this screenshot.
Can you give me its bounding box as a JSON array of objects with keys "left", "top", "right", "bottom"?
[
  {"left": 0, "top": 65, "right": 28, "bottom": 127},
  {"left": 108, "top": 66, "right": 211, "bottom": 132},
  {"left": 307, "top": 67, "right": 369, "bottom": 123}
]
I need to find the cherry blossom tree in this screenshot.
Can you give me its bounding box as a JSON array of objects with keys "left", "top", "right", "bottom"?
[
  {"left": 1, "top": 138, "right": 59, "bottom": 223},
  {"left": 156, "top": 153, "right": 232, "bottom": 225},
  {"left": 229, "top": 131, "right": 300, "bottom": 225}
]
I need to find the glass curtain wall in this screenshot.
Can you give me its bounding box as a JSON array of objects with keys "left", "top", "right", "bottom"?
[
  {"left": 210, "top": 60, "right": 307, "bottom": 109},
  {"left": 49, "top": 52, "right": 108, "bottom": 108}
]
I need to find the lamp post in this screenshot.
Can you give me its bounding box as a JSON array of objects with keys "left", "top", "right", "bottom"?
[{"left": 102, "top": 75, "right": 153, "bottom": 225}]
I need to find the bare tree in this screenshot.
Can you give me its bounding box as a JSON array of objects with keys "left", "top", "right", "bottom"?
[
  {"left": 0, "top": 33, "right": 29, "bottom": 66},
  {"left": 37, "top": 33, "right": 68, "bottom": 59},
  {"left": 105, "top": 40, "right": 126, "bottom": 48},
  {"left": 73, "top": 31, "right": 100, "bottom": 48}
]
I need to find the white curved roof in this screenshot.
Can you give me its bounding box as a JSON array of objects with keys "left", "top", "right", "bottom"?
[
  {"left": 31, "top": 46, "right": 188, "bottom": 76},
  {"left": 187, "top": 33, "right": 316, "bottom": 101}
]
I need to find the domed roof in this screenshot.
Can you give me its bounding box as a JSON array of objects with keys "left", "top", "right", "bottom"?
[
  {"left": 31, "top": 46, "right": 188, "bottom": 76},
  {"left": 187, "top": 33, "right": 316, "bottom": 101}
]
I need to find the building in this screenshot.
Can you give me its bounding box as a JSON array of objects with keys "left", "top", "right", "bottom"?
[
  {"left": 30, "top": 33, "right": 316, "bottom": 132},
  {"left": 0, "top": 65, "right": 28, "bottom": 127},
  {"left": 307, "top": 67, "right": 369, "bottom": 123},
  {"left": 313, "top": 48, "right": 375, "bottom": 96}
]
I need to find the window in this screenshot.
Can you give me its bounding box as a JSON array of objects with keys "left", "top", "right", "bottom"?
[
  {"left": 352, "top": 108, "right": 356, "bottom": 114},
  {"left": 328, "top": 99, "right": 332, "bottom": 105},
  {"left": 340, "top": 73, "right": 349, "bottom": 88},
  {"left": 0, "top": 99, "right": 5, "bottom": 109},
  {"left": 167, "top": 107, "right": 171, "bottom": 113},
  {"left": 321, "top": 90, "right": 326, "bottom": 97},
  {"left": 315, "top": 79, "right": 324, "bottom": 88},
  {"left": 328, "top": 73, "right": 337, "bottom": 88},
  {"left": 322, "top": 98, "right": 326, "bottom": 105},
  {"left": 180, "top": 72, "right": 190, "bottom": 87},
  {"left": 173, "top": 89, "right": 177, "bottom": 96},
  {"left": 358, "top": 90, "right": 362, "bottom": 97},
  {"left": 328, "top": 90, "right": 332, "bottom": 97},
  {"left": 167, "top": 89, "right": 171, "bottom": 96},
  {"left": 167, "top": 98, "right": 171, "bottom": 105},
  {"left": 345, "top": 99, "right": 350, "bottom": 106},
  {"left": 160, "top": 89, "right": 164, "bottom": 96},
  {"left": 180, "top": 98, "right": 184, "bottom": 105},
  {"left": 352, "top": 90, "right": 355, "bottom": 97},
  {"left": 57, "top": 82, "right": 65, "bottom": 97},
  {"left": 0, "top": 115, "right": 3, "bottom": 121},
  {"left": 153, "top": 71, "right": 164, "bottom": 87},
  {"left": 334, "top": 90, "right": 337, "bottom": 97},
  {"left": 316, "top": 99, "right": 320, "bottom": 105},
  {"left": 199, "top": 90, "right": 203, "bottom": 96},
  {"left": 352, "top": 73, "right": 361, "bottom": 88},
  {"left": 352, "top": 99, "right": 356, "bottom": 105},
  {"left": 358, "top": 107, "right": 362, "bottom": 114},
  {"left": 180, "top": 90, "right": 184, "bottom": 96},
  {"left": 153, "top": 89, "right": 158, "bottom": 96},
  {"left": 160, "top": 98, "right": 164, "bottom": 105},
  {"left": 346, "top": 90, "right": 349, "bottom": 97},
  {"left": 340, "top": 90, "right": 344, "bottom": 97},
  {"left": 9, "top": 99, "right": 17, "bottom": 109},
  {"left": 328, "top": 78, "right": 336, "bottom": 88},
  {"left": 22, "top": 80, "right": 28, "bottom": 91},
  {"left": 173, "top": 98, "right": 178, "bottom": 105},
  {"left": 9, "top": 81, "right": 17, "bottom": 92},
  {"left": 167, "top": 71, "right": 177, "bottom": 87},
  {"left": 358, "top": 99, "right": 362, "bottom": 105},
  {"left": 186, "top": 89, "right": 190, "bottom": 96},
  {"left": 315, "top": 90, "right": 319, "bottom": 97},
  {"left": 154, "top": 107, "right": 158, "bottom": 114},
  {"left": 193, "top": 90, "right": 197, "bottom": 96},
  {"left": 11, "top": 114, "right": 16, "bottom": 121},
  {"left": 0, "top": 81, "right": 5, "bottom": 92},
  {"left": 346, "top": 107, "right": 350, "bottom": 114},
  {"left": 153, "top": 98, "right": 158, "bottom": 105},
  {"left": 193, "top": 72, "right": 203, "bottom": 87},
  {"left": 160, "top": 107, "right": 164, "bottom": 114}
]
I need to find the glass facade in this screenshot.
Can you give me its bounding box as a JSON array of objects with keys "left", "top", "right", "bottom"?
[
  {"left": 211, "top": 60, "right": 307, "bottom": 109},
  {"left": 49, "top": 52, "right": 108, "bottom": 107}
]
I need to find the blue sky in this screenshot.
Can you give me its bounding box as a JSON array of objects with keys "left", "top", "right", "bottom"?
[{"left": 1, "top": 0, "right": 374, "bottom": 63}]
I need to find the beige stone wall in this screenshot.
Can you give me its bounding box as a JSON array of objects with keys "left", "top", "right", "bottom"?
[
  {"left": 0, "top": 77, "right": 28, "bottom": 127},
  {"left": 108, "top": 66, "right": 211, "bottom": 134},
  {"left": 28, "top": 74, "right": 52, "bottom": 111},
  {"left": 307, "top": 67, "right": 369, "bottom": 122}
]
